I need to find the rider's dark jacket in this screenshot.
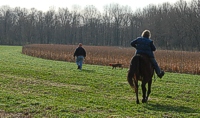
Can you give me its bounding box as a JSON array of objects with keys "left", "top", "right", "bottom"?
[{"left": 131, "top": 37, "right": 156, "bottom": 58}]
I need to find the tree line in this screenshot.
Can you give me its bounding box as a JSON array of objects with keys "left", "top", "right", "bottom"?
[{"left": 0, "top": 0, "right": 200, "bottom": 51}]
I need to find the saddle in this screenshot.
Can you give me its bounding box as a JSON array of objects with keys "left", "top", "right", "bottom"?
[
  {"left": 130, "top": 54, "right": 154, "bottom": 78},
  {"left": 135, "top": 54, "right": 154, "bottom": 67}
]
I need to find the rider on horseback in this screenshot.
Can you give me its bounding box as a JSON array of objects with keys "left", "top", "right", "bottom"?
[{"left": 130, "top": 30, "right": 164, "bottom": 78}]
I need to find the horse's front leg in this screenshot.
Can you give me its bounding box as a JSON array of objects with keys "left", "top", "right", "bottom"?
[{"left": 141, "top": 81, "right": 147, "bottom": 103}]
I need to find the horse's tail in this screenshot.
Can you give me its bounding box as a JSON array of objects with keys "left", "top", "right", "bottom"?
[
  {"left": 128, "top": 55, "right": 140, "bottom": 79},
  {"left": 127, "top": 54, "right": 140, "bottom": 89}
]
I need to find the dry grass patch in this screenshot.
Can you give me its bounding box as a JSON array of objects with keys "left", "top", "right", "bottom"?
[{"left": 22, "top": 44, "right": 200, "bottom": 74}]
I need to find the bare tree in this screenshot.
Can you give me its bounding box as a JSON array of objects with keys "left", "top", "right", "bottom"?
[
  {"left": 44, "top": 8, "right": 56, "bottom": 43},
  {"left": 69, "top": 5, "right": 82, "bottom": 44},
  {"left": 0, "top": 6, "right": 13, "bottom": 44},
  {"left": 82, "top": 5, "right": 101, "bottom": 45},
  {"left": 1, "top": 0, "right": 200, "bottom": 51},
  {"left": 57, "top": 7, "right": 72, "bottom": 44}
]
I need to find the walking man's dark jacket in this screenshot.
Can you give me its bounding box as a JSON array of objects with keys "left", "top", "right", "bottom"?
[{"left": 74, "top": 47, "right": 86, "bottom": 58}]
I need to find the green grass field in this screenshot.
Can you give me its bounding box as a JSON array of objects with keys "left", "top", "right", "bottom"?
[{"left": 0, "top": 46, "right": 199, "bottom": 118}]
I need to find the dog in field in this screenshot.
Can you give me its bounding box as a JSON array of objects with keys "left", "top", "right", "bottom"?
[{"left": 109, "top": 63, "right": 123, "bottom": 69}]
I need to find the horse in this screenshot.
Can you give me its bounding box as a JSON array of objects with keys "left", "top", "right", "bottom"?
[{"left": 127, "top": 54, "right": 154, "bottom": 104}]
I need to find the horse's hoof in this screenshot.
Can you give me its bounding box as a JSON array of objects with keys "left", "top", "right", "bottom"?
[{"left": 142, "top": 99, "right": 147, "bottom": 103}]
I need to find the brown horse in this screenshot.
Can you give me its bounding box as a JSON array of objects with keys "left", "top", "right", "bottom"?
[{"left": 127, "top": 54, "right": 154, "bottom": 104}]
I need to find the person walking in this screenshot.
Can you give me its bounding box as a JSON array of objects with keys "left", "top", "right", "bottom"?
[
  {"left": 130, "top": 30, "right": 164, "bottom": 78},
  {"left": 73, "top": 43, "right": 86, "bottom": 70}
]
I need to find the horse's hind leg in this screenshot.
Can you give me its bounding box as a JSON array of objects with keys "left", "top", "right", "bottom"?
[
  {"left": 127, "top": 72, "right": 139, "bottom": 104},
  {"left": 141, "top": 81, "right": 147, "bottom": 103},
  {"left": 146, "top": 79, "right": 152, "bottom": 101},
  {"left": 135, "top": 80, "right": 139, "bottom": 104}
]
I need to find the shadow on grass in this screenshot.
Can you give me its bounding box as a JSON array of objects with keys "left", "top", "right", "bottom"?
[
  {"left": 81, "top": 69, "right": 95, "bottom": 73},
  {"left": 146, "top": 103, "right": 199, "bottom": 113}
]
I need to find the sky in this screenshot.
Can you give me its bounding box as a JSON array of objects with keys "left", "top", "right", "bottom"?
[{"left": 0, "top": 0, "right": 191, "bottom": 12}]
